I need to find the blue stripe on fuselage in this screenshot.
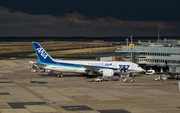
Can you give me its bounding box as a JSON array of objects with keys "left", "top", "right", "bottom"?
[
  {"left": 38, "top": 61, "right": 119, "bottom": 70},
  {"left": 39, "top": 62, "right": 83, "bottom": 68}
]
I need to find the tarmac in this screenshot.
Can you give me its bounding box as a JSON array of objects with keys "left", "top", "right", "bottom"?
[{"left": 0, "top": 59, "right": 180, "bottom": 113}]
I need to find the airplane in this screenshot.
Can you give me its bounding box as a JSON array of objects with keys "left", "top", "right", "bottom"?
[{"left": 29, "top": 42, "right": 144, "bottom": 77}]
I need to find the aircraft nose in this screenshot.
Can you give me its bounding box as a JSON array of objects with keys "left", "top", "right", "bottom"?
[{"left": 140, "top": 68, "right": 144, "bottom": 72}]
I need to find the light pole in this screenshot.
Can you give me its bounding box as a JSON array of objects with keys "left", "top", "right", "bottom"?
[
  {"left": 126, "top": 38, "right": 128, "bottom": 51},
  {"left": 130, "top": 36, "right": 133, "bottom": 62}
]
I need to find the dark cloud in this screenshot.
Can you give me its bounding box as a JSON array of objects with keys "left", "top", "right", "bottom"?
[
  {"left": 0, "top": 0, "right": 180, "bottom": 21},
  {"left": 0, "top": 0, "right": 180, "bottom": 37},
  {"left": 0, "top": 7, "right": 179, "bottom": 37}
]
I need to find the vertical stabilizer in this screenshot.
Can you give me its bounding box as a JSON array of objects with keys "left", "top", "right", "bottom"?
[{"left": 32, "top": 42, "right": 54, "bottom": 63}]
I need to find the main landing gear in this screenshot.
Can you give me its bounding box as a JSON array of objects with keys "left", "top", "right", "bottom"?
[{"left": 57, "top": 73, "right": 63, "bottom": 77}]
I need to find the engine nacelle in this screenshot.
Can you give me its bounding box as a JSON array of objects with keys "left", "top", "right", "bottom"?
[{"left": 102, "top": 69, "right": 114, "bottom": 77}]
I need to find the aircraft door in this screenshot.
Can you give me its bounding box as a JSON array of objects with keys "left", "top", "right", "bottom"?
[{"left": 131, "top": 64, "right": 134, "bottom": 70}]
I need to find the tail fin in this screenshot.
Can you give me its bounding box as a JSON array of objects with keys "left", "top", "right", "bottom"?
[{"left": 32, "top": 42, "right": 54, "bottom": 63}]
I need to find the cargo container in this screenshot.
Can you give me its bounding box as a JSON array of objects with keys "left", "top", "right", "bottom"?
[
  {"left": 102, "top": 76, "right": 109, "bottom": 81},
  {"left": 111, "top": 76, "right": 119, "bottom": 81}
]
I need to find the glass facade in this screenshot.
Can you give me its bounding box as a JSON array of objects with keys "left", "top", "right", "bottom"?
[
  {"left": 115, "top": 46, "right": 180, "bottom": 67},
  {"left": 115, "top": 51, "right": 139, "bottom": 63}
]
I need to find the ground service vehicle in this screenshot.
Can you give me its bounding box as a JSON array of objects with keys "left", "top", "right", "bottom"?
[
  {"left": 95, "top": 76, "right": 103, "bottom": 82},
  {"left": 152, "top": 74, "right": 167, "bottom": 81},
  {"left": 145, "top": 70, "right": 155, "bottom": 75}
]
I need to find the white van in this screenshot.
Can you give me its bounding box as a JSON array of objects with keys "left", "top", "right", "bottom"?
[{"left": 145, "top": 70, "right": 155, "bottom": 75}]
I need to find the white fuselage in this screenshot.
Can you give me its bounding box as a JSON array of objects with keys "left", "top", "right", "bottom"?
[{"left": 40, "top": 60, "right": 144, "bottom": 74}]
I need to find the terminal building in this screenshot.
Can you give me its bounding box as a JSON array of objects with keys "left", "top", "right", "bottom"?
[{"left": 115, "top": 39, "right": 180, "bottom": 72}]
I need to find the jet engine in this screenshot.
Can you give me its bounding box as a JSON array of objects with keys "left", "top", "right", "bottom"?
[{"left": 102, "top": 69, "right": 114, "bottom": 77}]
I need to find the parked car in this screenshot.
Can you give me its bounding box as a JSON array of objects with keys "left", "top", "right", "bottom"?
[
  {"left": 95, "top": 76, "right": 103, "bottom": 82},
  {"left": 146, "top": 70, "right": 155, "bottom": 75}
]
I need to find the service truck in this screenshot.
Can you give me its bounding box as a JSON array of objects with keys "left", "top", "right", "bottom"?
[{"left": 145, "top": 70, "right": 155, "bottom": 75}]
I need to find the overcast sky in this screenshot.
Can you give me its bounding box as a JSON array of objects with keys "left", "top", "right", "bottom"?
[{"left": 0, "top": 0, "right": 180, "bottom": 37}]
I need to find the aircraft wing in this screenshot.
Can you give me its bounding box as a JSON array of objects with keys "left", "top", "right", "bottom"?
[{"left": 76, "top": 64, "right": 101, "bottom": 71}]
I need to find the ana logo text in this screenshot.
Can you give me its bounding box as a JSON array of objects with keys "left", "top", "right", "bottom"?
[
  {"left": 36, "top": 48, "right": 48, "bottom": 59},
  {"left": 105, "top": 63, "right": 112, "bottom": 66}
]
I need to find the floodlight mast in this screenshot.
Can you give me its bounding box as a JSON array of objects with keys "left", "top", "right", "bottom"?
[
  {"left": 126, "top": 38, "right": 128, "bottom": 51},
  {"left": 130, "top": 36, "right": 133, "bottom": 62}
]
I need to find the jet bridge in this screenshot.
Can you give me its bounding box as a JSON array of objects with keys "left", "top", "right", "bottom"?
[{"left": 168, "top": 66, "right": 180, "bottom": 79}]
